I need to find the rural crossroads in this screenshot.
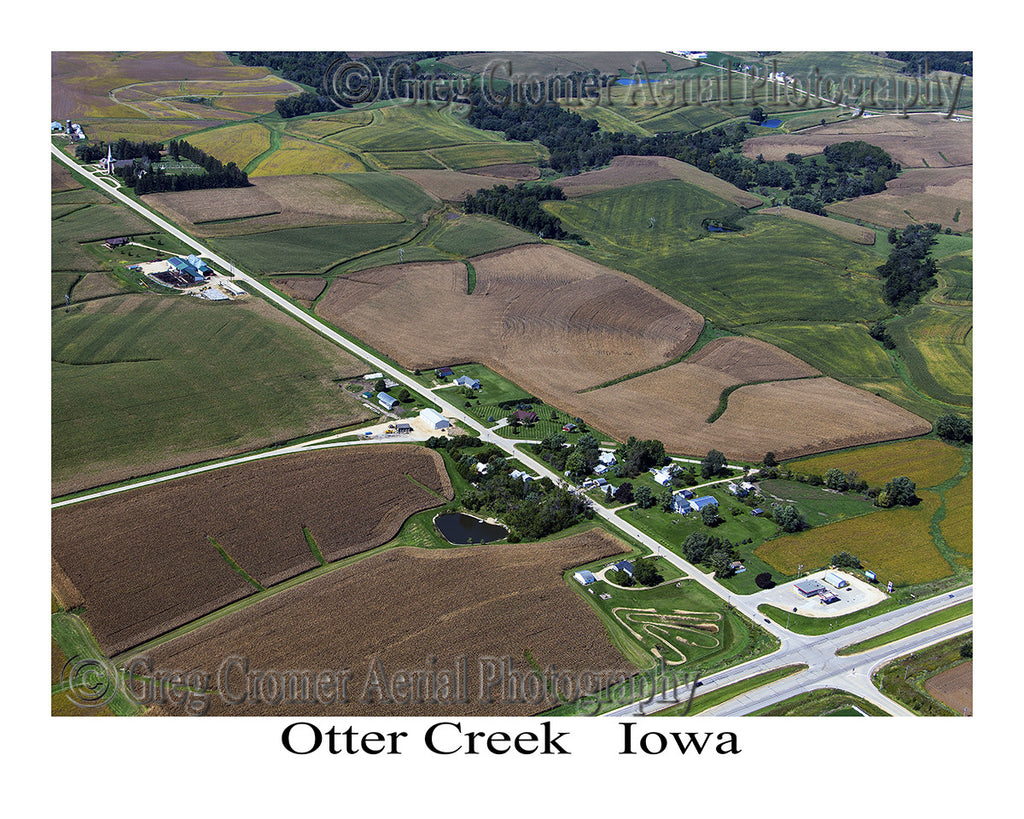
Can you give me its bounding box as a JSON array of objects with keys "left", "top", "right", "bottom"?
[{"left": 51, "top": 143, "right": 969, "bottom": 717}]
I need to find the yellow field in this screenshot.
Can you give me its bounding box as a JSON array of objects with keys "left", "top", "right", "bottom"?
[
  {"left": 250, "top": 136, "right": 365, "bottom": 176},
  {"left": 77, "top": 119, "right": 220, "bottom": 143},
  {"left": 787, "top": 438, "right": 964, "bottom": 489},
  {"left": 183, "top": 123, "right": 272, "bottom": 169},
  {"left": 756, "top": 491, "right": 953, "bottom": 585},
  {"left": 940, "top": 468, "right": 972, "bottom": 556}
]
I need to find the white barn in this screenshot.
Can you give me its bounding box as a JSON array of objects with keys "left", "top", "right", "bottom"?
[{"left": 420, "top": 408, "right": 451, "bottom": 430}]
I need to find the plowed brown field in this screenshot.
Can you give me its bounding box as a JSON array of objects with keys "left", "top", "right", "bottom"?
[
  {"left": 52, "top": 446, "right": 453, "bottom": 657},
  {"left": 316, "top": 244, "right": 927, "bottom": 460},
  {"left": 272, "top": 277, "right": 327, "bottom": 306},
  {"left": 135, "top": 530, "right": 634, "bottom": 717},
  {"left": 144, "top": 175, "right": 401, "bottom": 237},
  {"left": 827, "top": 167, "right": 972, "bottom": 232},
  {"left": 924, "top": 660, "right": 972, "bottom": 715},
  {"left": 393, "top": 169, "right": 525, "bottom": 201},
  {"left": 554, "top": 155, "right": 762, "bottom": 207},
  {"left": 465, "top": 163, "right": 541, "bottom": 181},
  {"left": 317, "top": 245, "right": 703, "bottom": 395},
  {"left": 741, "top": 114, "right": 972, "bottom": 168}
]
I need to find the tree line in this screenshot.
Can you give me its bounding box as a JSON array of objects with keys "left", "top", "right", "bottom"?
[{"left": 877, "top": 223, "right": 940, "bottom": 309}]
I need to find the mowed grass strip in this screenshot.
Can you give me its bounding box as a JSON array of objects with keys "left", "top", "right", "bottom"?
[
  {"left": 787, "top": 438, "right": 965, "bottom": 489},
  {"left": 756, "top": 491, "right": 953, "bottom": 585},
  {"left": 939, "top": 467, "right": 972, "bottom": 556},
  {"left": 653, "top": 664, "right": 808, "bottom": 716},
  {"left": 837, "top": 601, "right": 972, "bottom": 656}
]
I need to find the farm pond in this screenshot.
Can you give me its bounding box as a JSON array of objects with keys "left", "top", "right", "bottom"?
[{"left": 434, "top": 513, "right": 509, "bottom": 544}]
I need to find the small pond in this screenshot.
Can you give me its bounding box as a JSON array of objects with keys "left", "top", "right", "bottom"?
[
  {"left": 434, "top": 513, "right": 509, "bottom": 545},
  {"left": 761, "top": 118, "right": 783, "bottom": 128}
]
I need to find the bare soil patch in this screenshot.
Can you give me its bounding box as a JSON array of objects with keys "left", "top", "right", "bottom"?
[
  {"left": 272, "top": 277, "right": 327, "bottom": 306},
  {"left": 924, "top": 659, "right": 972, "bottom": 715},
  {"left": 686, "top": 336, "right": 821, "bottom": 382},
  {"left": 51, "top": 161, "right": 83, "bottom": 193},
  {"left": 742, "top": 114, "right": 972, "bottom": 168},
  {"left": 52, "top": 445, "right": 453, "bottom": 657},
  {"left": 827, "top": 166, "right": 972, "bottom": 232},
  {"left": 144, "top": 175, "right": 402, "bottom": 237},
  {"left": 393, "top": 169, "right": 524, "bottom": 202},
  {"left": 776, "top": 206, "right": 876, "bottom": 244},
  {"left": 554, "top": 155, "right": 762, "bottom": 208},
  {"left": 137, "top": 530, "right": 633, "bottom": 716},
  {"left": 464, "top": 163, "right": 541, "bottom": 181}
]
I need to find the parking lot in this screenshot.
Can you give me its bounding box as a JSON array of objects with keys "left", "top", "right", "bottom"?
[{"left": 751, "top": 569, "right": 889, "bottom": 617}]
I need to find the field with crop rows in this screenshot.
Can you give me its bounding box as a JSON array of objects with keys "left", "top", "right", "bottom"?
[
  {"left": 52, "top": 445, "right": 453, "bottom": 656},
  {"left": 133, "top": 530, "right": 632, "bottom": 716},
  {"left": 786, "top": 438, "right": 965, "bottom": 489}
]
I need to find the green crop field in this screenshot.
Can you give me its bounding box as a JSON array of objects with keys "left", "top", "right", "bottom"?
[
  {"left": 431, "top": 214, "right": 540, "bottom": 257},
  {"left": 746, "top": 322, "right": 895, "bottom": 380},
  {"left": 936, "top": 253, "right": 973, "bottom": 303},
  {"left": 549, "top": 186, "right": 888, "bottom": 330},
  {"left": 334, "top": 172, "right": 438, "bottom": 222},
  {"left": 888, "top": 305, "right": 972, "bottom": 407},
  {"left": 430, "top": 141, "right": 547, "bottom": 170},
  {"left": 51, "top": 294, "right": 371, "bottom": 496},
  {"left": 210, "top": 222, "right": 420, "bottom": 275},
  {"left": 367, "top": 151, "right": 446, "bottom": 169},
  {"left": 332, "top": 105, "right": 506, "bottom": 152}
]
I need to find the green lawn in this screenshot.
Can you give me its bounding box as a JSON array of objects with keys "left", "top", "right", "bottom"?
[
  {"left": 838, "top": 600, "right": 972, "bottom": 655},
  {"left": 654, "top": 663, "right": 808, "bottom": 716},
  {"left": 749, "top": 687, "right": 890, "bottom": 716}
]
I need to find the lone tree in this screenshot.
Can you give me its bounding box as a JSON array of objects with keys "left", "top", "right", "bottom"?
[
  {"left": 633, "top": 558, "right": 663, "bottom": 586},
  {"left": 755, "top": 571, "right": 775, "bottom": 590},
  {"left": 633, "top": 485, "right": 655, "bottom": 509},
  {"left": 823, "top": 468, "right": 849, "bottom": 491},
  {"left": 831, "top": 551, "right": 862, "bottom": 569},
  {"left": 701, "top": 449, "right": 728, "bottom": 479},
  {"left": 613, "top": 482, "right": 634, "bottom": 504},
  {"left": 701, "top": 503, "right": 722, "bottom": 527}
]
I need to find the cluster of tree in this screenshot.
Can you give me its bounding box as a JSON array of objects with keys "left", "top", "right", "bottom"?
[
  {"left": 878, "top": 224, "right": 941, "bottom": 309},
  {"left": 823, "top": 468, "right": 868, "bottom": 493},
  {"left": 75, "top": 138, "right": 164, "bottom": 163},
  {"left": 275, "top": 91, "right": 335, "bottom": 118},
  {"left": 831, "top": 551, "right": 862, "bottom": 569},
  {"left": 466, "top": 92, "right": 751, "bottom": 178},
  {"left": 935, "top": 413, "right": 972, "bottom": 445},
  {"left": 876, "top": 476, "right": 918, "bottom": 508},
  {"left": 532, "top": 432, "right": 600, "bottom": 478},
  {"left": 426, "top": 435, "right": 589, "bottom": 540},
  {"left": 700, "top": 449, "right": 728, "bottom": 479},
  {"left": 608, "top": 557, "right": 664, "bottom": 588},
  {"left": 868, "top": 319, "right": 897, "bottom": 350},
  {"left": 614, "top": 436, "right": 666, "bottom": 478},
  {"left": 886, "top": 51, "right": 973, "bottom": 76},
  {"left": 771, "top": 503, "right": 807, "bottom": 533},
  {"left": 767, "top": 141, "right": 900, "bottom": 215},
  {"left": 463, "top": 183, "right": 578, "bottom": 240},
  {"left": 120, "top": 139, "right": 250, "bottom": 194},
  {"left": 679, "top": 531, "right": 739, "bottom": 578}
]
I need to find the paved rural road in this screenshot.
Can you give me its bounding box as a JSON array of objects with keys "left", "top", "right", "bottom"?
[{"left": 51, "top": 145, "right": 972, "bottom": 717}]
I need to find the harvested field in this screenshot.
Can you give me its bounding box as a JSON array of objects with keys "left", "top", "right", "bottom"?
[
  {"left": 136, "top": 530, "right": 634, "bottom": 717},
  {"left": 144, "top": 174, "right": 401, "bottom": 237},
  {"left": 52, "top": 160, "right": 82, "bottom": 192},
  {"left": 741, "top": 113, "right": 972, "bottom": 168},
  {"left": 317, "top": 244, "right": 927, "bottom": 460},
  {"left": 317, "top": 245, "right": 704, "bottom": 395},
  {"left": 776, "top": 206, "right": 876, "bottom": 244},
  {"left": 78, "top": 118, "right": 225, "bottom": 144},
  {"left": 924, "top": 660, "right": 972, "bottom": 715},
  {"left": 464, "top": 163, "right": 541, "bottom": 181},
  {"left": 52, "top": 445, "right": 453, "bottom": 657},
  {"left": 393, "top": 169, "right": 524, "bottom": 202},
  {"left": 52, "top": 51, "right": 275, "bottom": 120},
  {"left": 685, "top": 336, "right": 820, "bottom": 383},
  {"left": 553, "top": 155, "right": 762, "bottom": 208},
  {"left": 827, "top": 167, "right": 973, "bottom": 232},
  {"left": 272, "top": 277, "right": 327, "bottom": 306},
  {"left": 69, "top": 273, "right": 125, "bottom": 302}
]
